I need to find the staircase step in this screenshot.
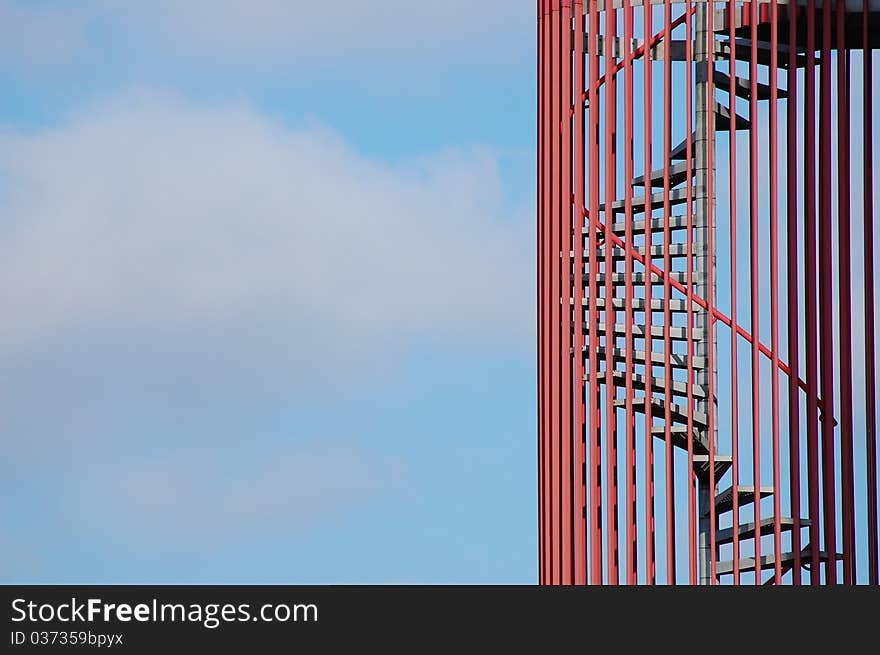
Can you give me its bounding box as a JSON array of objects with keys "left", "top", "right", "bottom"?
[
  {"left": 608, "top": 186, "right": 692, "bottom": 214},
  {"left": 584, "top": 323, "right": 704, "bottom": 342},
  {"left": 591, "top": 343, "right": 706, "bottom": 369},
  {"left": 715, "top": 485, "right": 774, "bottom": 514},
  {"left": 583, "top": 215, "right": 692, "bottom": 236},
  {"left": 713, "top": 70, "right": 788, "bottom": 101},
  {"left": 586, "top": 369, "right": 707, "bottom": 400},
  {"left": 693, "top": 454, "right": 733, "bottom": 479},
  {"left": 647, "top": 424, "right": 711, "bottom": 455},
  {"left": 716, "top": 517, "right": 810, "bottom": 546},
  {"left": 669, "top": 132, "right": 694, "bottom": 161},
  {"left": 715, "top": 101, "right": 750, "bottom": 131},
  {"left": 579, "top": 243, "right": 690, "bottom": 261},
  {"left": 586, "top": 271, "right": 700, "bottom": 286},
  {"left": 715, "top": 37, "right": 810, "bottom": 69},
  {"left": 613, "top": 396, "right": 709, "bottom": 429},
  {"left": 577, "top": 296, "right": 699, "bottom": 315},
  {"left": 632, "top": 161, "right": 694, "bottom": 188},
  {"left": 716, "top": 547, "right": 841, "bottom": 577}
]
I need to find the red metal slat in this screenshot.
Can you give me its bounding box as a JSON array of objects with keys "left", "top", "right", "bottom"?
[
  {"left": 685, "top": 0, "right": 697, "bottom": 586},
  {"left": 705, "top": 0, "right": 718, "bottom": 584},
  {"left": 537, "top": 0, "right": 545, "bottom": 584},
  {"left": 573, "top": 0, "right": 588, "bottom": 587},
  {"left": 550, "top": 0, "right": 561, "bottom": 584},
  {"left": 643, "top": 0, "right": 657, "bottom": 586},
  {"left": 786, "top": 0, "right": 803, "bottom": 586},
  {"left": 543, "top": 0, "right": 554, "bottom": 586},
  {"left": 587, "top": 0, "right": 604, "bottom": 583},
  {"left": 769, "top": 0, "right": 783, "bottom": 586},
  {"left": 804, "top": 0, "right": 821, "bottom": 583},
  {"left": 604, "top": 4, "right": 620, "bottom": 586},
  {"left": 727, "top": 0, "right": 741, "bottom": 586},
  {"left": 865, "top": 0, "right": 879, "bottom": 587},
  {"left": 623, "top": 0, "right": 638, "bottom": 586},
  {"left": 818, "top": 0, "right": 838, "bottom": 586},
  {"left": 662, "top": 0, "right": 676, "bottom": 585},
  {"left": 837, "top": 1, "right": 855, "bottom": 586},
  {"left": 561, "top": 0, "right": 574, "bottom": 585},
  {"left": 749, "top": 0, "right": 762, "bottom": 586}
]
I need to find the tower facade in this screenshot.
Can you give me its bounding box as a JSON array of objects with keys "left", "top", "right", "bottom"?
[{"left": 537, "top": 0, "right": 879, "bottom": 584}]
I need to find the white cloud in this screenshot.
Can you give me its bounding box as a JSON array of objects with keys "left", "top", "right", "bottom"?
[
  {"left": 0, "top": 1, "right": 533, "bottom": 71},
  {"left": 0, "top": 90, "right": 530, "bottom": 548},
  {"left": 0, "top": 90, "right": 531, "bottom": 366},
  {"left": 76, "top": 441, "right": 406, "bottom": 545}
]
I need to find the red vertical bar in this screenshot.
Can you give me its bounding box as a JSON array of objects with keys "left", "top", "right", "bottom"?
[
  {"left": 769, "top": 0, "right": 782, "bottom": 585},
  {"left": 573, "top": 0, "right": 588, "bottom": 587},
  {"left": 537, "top": 0, "right": 545, "bottom": 584},
  {"left": 786, "top": 0, "right": 802, "bottom": 586},
  {"left": 550, "top": 0, "right": 561, "bottom": 585},
  {"left": 587, "top": 0, "right": 604, "bottom": 583},
  {"left": 623, "top": 0, "right": 638, "bottom": 586},
  {"left": 748, "top": 0, "right": 762, "bottom": 586},
  {"left": 727, "top": 0, "right": 741, "bottom": 586},
  {"left": 865, "top": 0, "right": 879, "bottom": 587},
  {"left": 603, "top": 4, "right": 620, "bottom": 586},
  {"left": 818, "top": 0, "right": 838, "bottom": 586},
  {"left": 705, "top": 1, "right": 718, "bottom": 585},
  {"left": 836, "top": 0, "right": 855, "bottom": 586},
  {"left": 542, "top": 0, "right": 554, "bottom": 586},
  {"left": 561, "top": 0, "right": 574, "bottom": 585},
  {"left": 661, "top": 0, "right": 675, "bottom": 585},
  {"left": 643, "top": 0, "right": 656, "bottom": 586},
  {"left": 685, "top": 0, "right": 696, "bottom": 586},
  {"left": 804, "top": 0, "right": 821, "bottom": 583}
]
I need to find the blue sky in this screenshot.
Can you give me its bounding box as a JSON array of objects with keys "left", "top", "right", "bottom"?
[{"left": 0, "top": 1, "right": 539, "bottom": 583}]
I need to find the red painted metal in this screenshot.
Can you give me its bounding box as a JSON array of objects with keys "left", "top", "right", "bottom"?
[
  {"left": 561, "top": 0, "right": 573, "bottom": 585},
  {"left": 769, "top": 0, "right": 782, "bottom": 586},
  {"left": 819, "top": 0, "right": 838, "bottom": 585},
  {"left": 538, "top": 0, "right": 879, "bottom": 585},
  {"left": 623, "top": 0, "right": 638, "bottom": 586},
  {"left": 587, "top": 0, "right": 603, "bottom": 584},
  {"left": 786, "top": 0, "right": 802, "bottom": 586},
  {"left": 573, "top": 0, "right": 588, "bottom": 587},
  {"left": 866, "top": 0, "right": 879, "bottom": 586},
  {"left": 804, "top": 0, "right": 821, "bottom": 582},
  {"left": 837, "top": 0, "right": 855, "bottom": 585},
  {"left": 685, "top": 0, "right": 696, "bottom": 586},
  {"left": 603, "top": 4, "right": 620, "bottom": 586},
  {"left": 748, "top": 0, "right": 761, "bottom": 586},
  {"left": 643, "top": 0, "right": 656, "bottom": 586}
]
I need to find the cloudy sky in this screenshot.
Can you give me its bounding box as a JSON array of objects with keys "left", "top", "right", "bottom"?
[{"left": 0, "top": 1, "right": 537, "bottom": 583}]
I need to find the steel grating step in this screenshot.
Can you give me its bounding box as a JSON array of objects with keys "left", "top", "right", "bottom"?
[
  {"left": 715, "top": 37, "right": 812, "bottom": 69},
  {"left": 715, "top": 485, "right": 774, "bottom": 514},
  {"left": 713, "top": 70, "right": 788, "bottom": 101},
  {"left": 579, "top": 243, "right": 691, "bottom": 261},
  {"left": 646, "top": 424, "right": 711, "bottom": 455},
  {"left": 632, "top": 161, "right": 694, "bottom": 189},
  {"left": 715, "top": 101, "right": 750, "bottom": 131},
  {"left": 693, "top": 454, "right": 733, "bottom": 480},
  {"left": 612, "top": 396, "right": 709, "bottom": 429},
  {"left": 584, "top": 323, "right": 705, "bottom": 341},
  {"left": 716, "top": 517, "right": 810, "bottom": 546},
  {"left": 591, "top": 343, "right": 707, "bottom": 369},
  {"left": 576, "top": 296, "right": 700, "bottom": 315},
  {"left": 583, "top": 215, "right": 693, "bottom": 237},
  {"left": 716, "top": 548, "right": 841, "bottom": 577},
  {"left": 585, "top": 369, "right": 708, "bottom": 400},
  {"left": 586, "top": 271, "right": 701, "bottom": 285},
  {"left": 607, "top": 186, "right": 692, "bottom": 214}
]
